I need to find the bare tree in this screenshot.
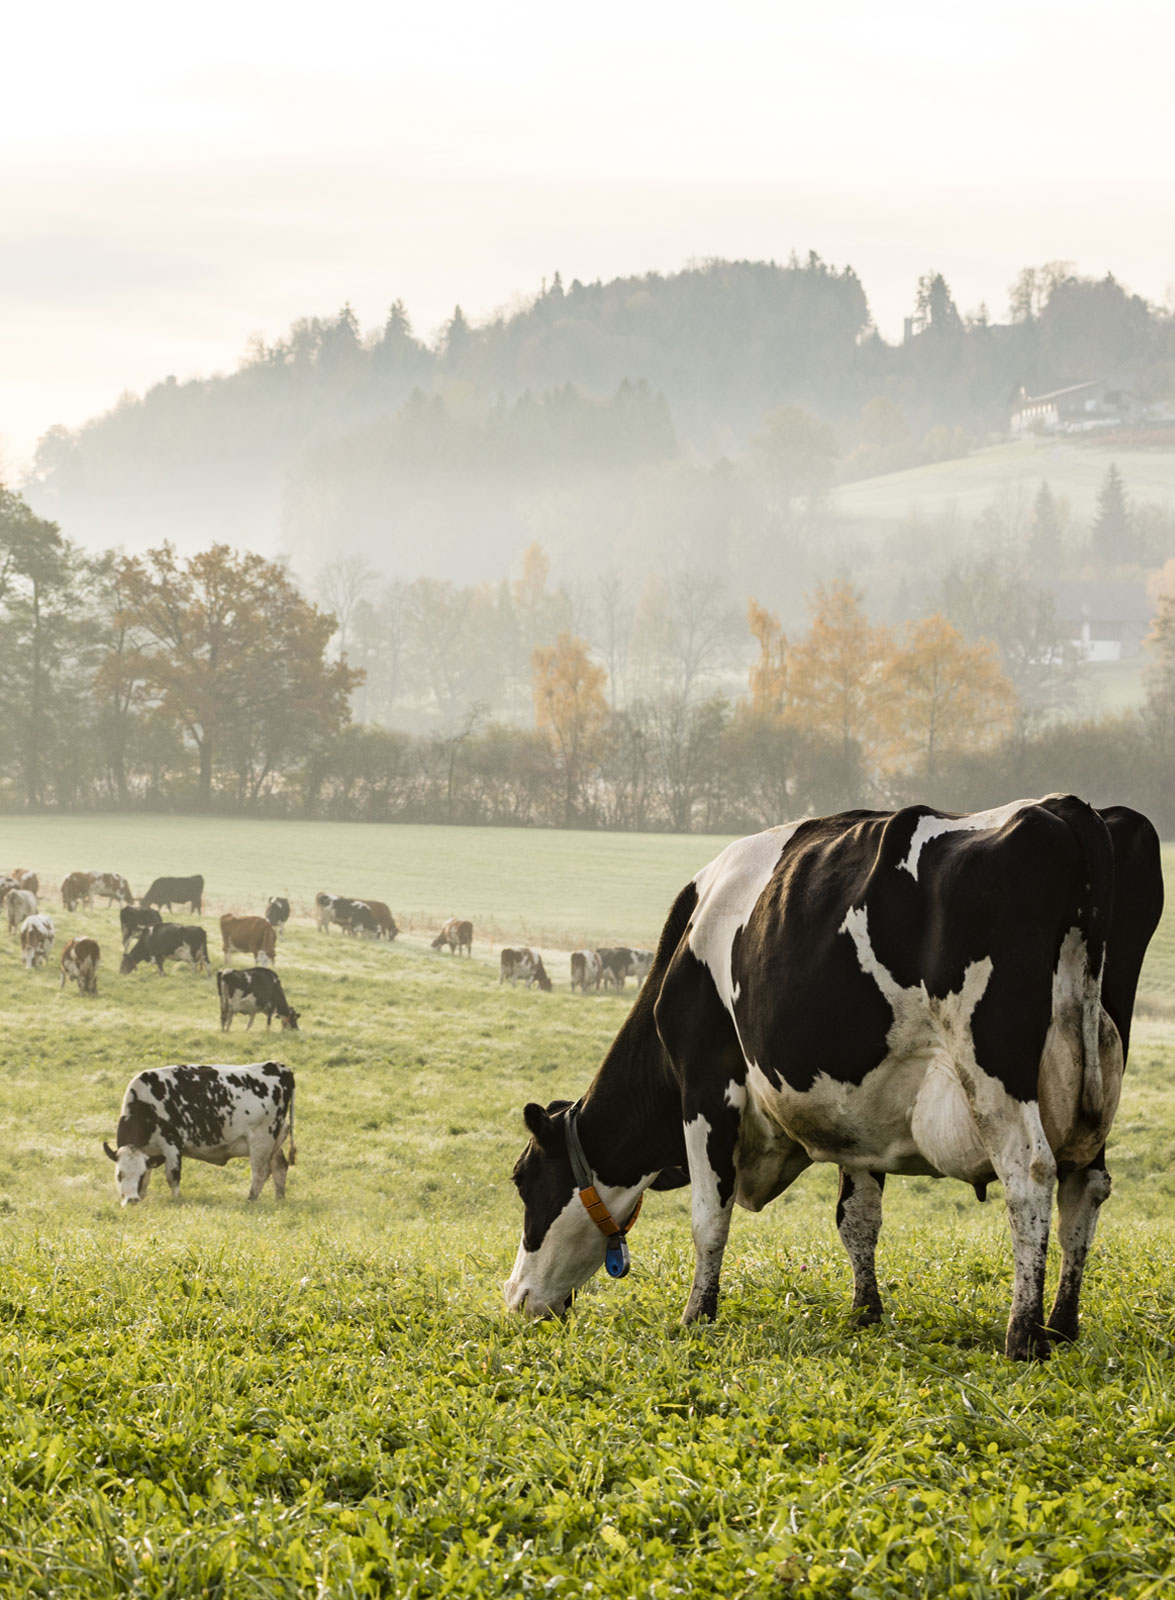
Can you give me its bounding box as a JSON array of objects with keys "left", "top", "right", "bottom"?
[{"left": 316, "top": 555, "right": 380, "bottom": 660}]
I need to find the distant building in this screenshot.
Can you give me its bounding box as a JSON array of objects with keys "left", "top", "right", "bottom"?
[
  {"left": 1053, "top": 580, "right": 1151, "bottom": 662},
  {"left": 1011, "top": 379, "right": 1136, "bottom": 436}
]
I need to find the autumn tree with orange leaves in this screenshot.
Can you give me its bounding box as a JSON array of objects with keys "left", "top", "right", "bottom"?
[
  {"left": 882, "top": 615, "right": 1015, "bottom": 778},
  {"left": 532, "top": 631, "right": 608, "bottom": 825}
]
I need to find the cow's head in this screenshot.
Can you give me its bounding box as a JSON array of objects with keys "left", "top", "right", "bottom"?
[
  {"left": 505, "top": 1100, "right": 656, "bottom": 1318},
  {"left": 535, "top": 962, "right": 553, "bottom": 993},
  {"left": 104, "top": 1142, "right": 163, "bottom": 1205},
  {"left": 281, "top": 1007, "right": 301, "bottom": 1031}
]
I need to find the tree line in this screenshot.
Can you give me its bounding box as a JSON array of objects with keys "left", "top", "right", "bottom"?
[
  {"left": 7, "top": 482, "right": 1175, "bottom": 835},
  {"left": 26, "top": 255, "right": 1175, "bottom": 571}
]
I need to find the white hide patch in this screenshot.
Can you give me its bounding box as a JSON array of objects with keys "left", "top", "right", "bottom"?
[
  {"left": 504, "top": 1170, "right": 653, "bottom": 1317},
  {"left": 689, "top": 824, "right": 802, "bottom": 1011},
  {"left": 897, "top": 798, "right": 1036, "bottom": 881}
]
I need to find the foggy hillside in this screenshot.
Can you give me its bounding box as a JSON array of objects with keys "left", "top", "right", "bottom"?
[{"left": 21, "top": 256, "right": 1175, "bottom": 603}]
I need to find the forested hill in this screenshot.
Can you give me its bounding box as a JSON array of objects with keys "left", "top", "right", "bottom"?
[{"left": 23, "top": 256, "right": 1175, "bottom": 581}]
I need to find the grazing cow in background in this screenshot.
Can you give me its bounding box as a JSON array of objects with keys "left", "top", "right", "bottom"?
[
  {"left": 13, "top": 869, "right": 39, "bottom": 895},
  {"left": 120, "top": 924, "right": 210, "bottom": 976},
  {"left": 141, "top": 875, "right": 204, "bottom": 913},
  {"left": 20, "top": 914, "right": 55, "bottom": 969},
  {"left": 315, "top": 893, "right": 338, "bottom": 932},
  {"left": 62, "top": 871, "right": 93, "bottom": 911},
  {"left": 597, "top": 947, "right": 634, "bottom": 990},
  {"left": 217, "top": 968, "right": 300, "bottom": 1032},
  {"left": 500, "top": 947, "right": 552, "bottom": 991},
  {"left": 506, "top": 797, "right": 1163, "bottom": 1361},
  {"left": 61, "top": 937, "right": 100, "bottom": 995},
  {"left": 103, "top": 1061, "right": 296, "bottom": 1204},
  {"left": 362, "top": 899, "right": 399, "bottom": 940},
  {"left": 265, "top": 897, "right": 291, "bottom": 929},
  {"left": 220, "top": 914, "right": 277, "bottom": 967},
  {"left": 88, "top": 871, "right": 133, "bottom": 906},
  {"left": 120, "top": 905, "right": 162, "bottom": 950},
  {"left": 432, "top": 917, "right": 472, "bottom": 956},
  {"left": 570, "top": 950, "right": 603, "bottom": 992},
  {"left": 629, "top": 949, "right": 655, "bottom": 984},
  {"left": 7, "top": 888, "right": 37, "bottom": 934},
  {"left": 332, "top": 898, "right": 379, "bottom": 938},
  {"left": 0, "top": 876, "right": 18, "bottom": 907}
]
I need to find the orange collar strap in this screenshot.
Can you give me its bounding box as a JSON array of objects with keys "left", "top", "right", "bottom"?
[{"left": 565, "top": 1105, "right": 643, "bottom": 1239}]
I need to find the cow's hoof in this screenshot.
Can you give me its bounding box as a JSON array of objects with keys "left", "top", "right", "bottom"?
[
  {"left": 851, "top": 1298, "right": 883, "bottom": 1326},
  {"left": 1005, "top": 1322, "right": 1052, "bottom": 1361}
]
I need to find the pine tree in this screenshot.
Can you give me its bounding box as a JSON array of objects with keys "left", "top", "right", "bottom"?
[
  {"left": 1091, "top": 464, "right": 1134, "bottom": 563},
  {"left": 1028, "top": 480, "right": 1064, "bottom": 569}
]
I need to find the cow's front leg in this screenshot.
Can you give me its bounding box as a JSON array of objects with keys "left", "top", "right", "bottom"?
[
  {"left": 682, "top": 1101, "right": 740, "bottom": 1324},
  {"left": 164, "top": 1152, "right": 182, "bottom": 1199},
  {"left": 836, "top": 1169, "right": 886, "bottom": 1322},
  {"left": 1046, "top": 1151, "right": 1112, "bottom": 1344},
  {"left": 994, "top": 1108, "right": 1056, "bottom": 1360}
]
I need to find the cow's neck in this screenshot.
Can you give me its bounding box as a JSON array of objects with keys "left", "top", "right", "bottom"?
[{"left": 575, "top": 985, "right": 684, "bottom": 1189}]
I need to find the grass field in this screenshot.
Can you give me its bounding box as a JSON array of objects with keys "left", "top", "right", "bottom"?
[
  {"left": 832, "top": 438, "right": 1175, "bottom": 538},
  {"left": 1, "top": 817, "right": 1173, "bottom": 1597}
]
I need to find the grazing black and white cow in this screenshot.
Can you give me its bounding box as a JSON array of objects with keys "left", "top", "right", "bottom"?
[
  {"left": 432, "top": 917, "right": 472, "bottom": 955},
  {"left": 121, "top": 905, "right": 163, "bottom": 950},
  {"left": 570, "top": 950, "right": 603, "bottom": 992},
  {"left": 88, "top": 870, "right": 133, "bottom": 906},
  {"left": 141, "top": 875, "right": 204, "bottom": 913},
  {"left": 506, "top": 797, "right": 1163, "bottom": 1361},
  {"left": 103, "top": 1062, "right": 296, "bottom": 1204},
  {"left": 61, "top": 936, "right": 100, "bottom": 994},
  {"left": 597, "top": 947, "right": 634, "bottom": 990},
  {"left": 265, "top": 896, "right": 291, "bottom": 929},
  {"left": 120, "top": 924, "right": 210, "bottom": 976},
  {"left": 500, "top": 947, "right": 552, "bottom": 991},
  {"left": 20, "top": 913, "right": 55, "bottom": 969},
  {"left": 629, "top": 949, "right": 655, "bottom": 985},
  {"left": 217, "top": 967, "right": 300, "bottom": 1032}
]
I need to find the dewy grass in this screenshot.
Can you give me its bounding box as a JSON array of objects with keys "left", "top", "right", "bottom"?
[{"left": 0, "top": 820, "right": 1172, "bottom": 1596}]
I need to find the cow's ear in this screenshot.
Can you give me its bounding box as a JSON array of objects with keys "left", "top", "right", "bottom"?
[
  {"left": 650, "top": 1165, "right": 689, "bottom": 1191},
  {"left": 523, "top": 1102, "right": 562, "bottom": 1151}
]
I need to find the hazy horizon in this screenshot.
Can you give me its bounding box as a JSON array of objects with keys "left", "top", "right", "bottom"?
[{"left": 4, "top": 0, "right": 1173, "bottom": 475}]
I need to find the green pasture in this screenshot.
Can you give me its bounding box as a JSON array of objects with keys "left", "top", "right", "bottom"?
[
  {"left": 832, "top": 438, "right": 1175, "bottom": 539},
  {"left": 0, "top": 818, "right": 1173, "bottom": 1596}
]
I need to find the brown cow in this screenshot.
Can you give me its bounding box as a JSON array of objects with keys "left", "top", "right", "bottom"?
[
  {"left": 62, "top": 872, "right": 93, "bottom": 912},
  {"left": 499, "top": 947, "right": 552, "bottom": 991},
  {"left": 361, "top": 898, "right": 399, "bottom": 940},
  {"left": 61, "top": 936, "right": 100, "bottom": 995},
  {"left": 432, "top": 917, "right": 472, "bottom": 956},
  {"left": 13, "top": 869, "right": 39, "bottom": 896},
  {"left": 220, "top": 914, "right": 277, "bottom": 967}
]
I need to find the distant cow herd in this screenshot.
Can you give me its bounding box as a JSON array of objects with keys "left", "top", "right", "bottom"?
[{"left": 1, "top": 860, "right": 654, "bottom": 1209}]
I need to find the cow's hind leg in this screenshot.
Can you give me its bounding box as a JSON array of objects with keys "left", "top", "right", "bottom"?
[
  {"left": 246, "top": 1134, "right": 273, "bottom": 1200},
  {"left": 993, "top": 1107, "right": 1056, "bottom": 1360},
  {"left": 1046, "top": 1150, "right": 1112, "bottom": 1344},
  {"left": 837, "top": 1169, "right": 886, "bottom": 1322},
  {"left": 270, "top": 1140, "right": 289, "bottom": 1200}
]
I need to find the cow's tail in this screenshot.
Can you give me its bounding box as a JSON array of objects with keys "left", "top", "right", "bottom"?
[
  {"left": 286, "top": 1086, "right": 296, "bottom": 1166},
  {"left": 1049, "top": 795, "right": 1115, "bottom": 1121}
]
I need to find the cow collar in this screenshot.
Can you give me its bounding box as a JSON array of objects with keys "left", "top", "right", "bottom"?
[{"left": 564, "top": 1102, "right": 643, "bottom": 1278}]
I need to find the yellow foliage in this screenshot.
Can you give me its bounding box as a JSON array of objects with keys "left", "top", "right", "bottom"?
[
  {"left": 787, "top": 580, "right": 892, "bottom": 763},
  {"left": 882, "top": 613, "right": 1015, "bottom": 777},
  {"left": 746, "top": 598, "right": 788, "bottom": 717}
]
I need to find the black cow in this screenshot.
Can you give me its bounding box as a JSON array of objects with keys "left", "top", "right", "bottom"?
[
  {"left": 141, "top": 875, "right": 204, "bottom": 913},
  {"left": 217, "top": 967, "right": 300, "bottom": 1032},
  {"left": 121, "top": 905, "right": 163, "bottom": 951},
  {"left": 333, "top": 898, "right": 379, "bottom": 937},
  {"left": 120, "top": 924, "right": 210, "bottom": 976},
  {"left": 506, "top": 797, "right": 1163, "bottom": 1360},
  {"left": 265, "top": 897, "right": 291, "bottom": 929},
  {"left": 597, "top": 947, "right": 634, "bottom": 990},
  {"left": 103, "top": 1061, "right": 295, "bottom": 1204}
]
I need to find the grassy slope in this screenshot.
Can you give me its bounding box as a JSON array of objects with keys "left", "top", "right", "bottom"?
[
  {"left": 0, "top": 819, "right": 1172, "bottom": 1596},
  {"left": 832, "top": 438, "right": 1175, "bottom": 534}
]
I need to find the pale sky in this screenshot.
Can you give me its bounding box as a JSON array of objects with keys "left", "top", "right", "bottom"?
[{"left": 3, "top": 0, "right": 1172, "bottom": 472}]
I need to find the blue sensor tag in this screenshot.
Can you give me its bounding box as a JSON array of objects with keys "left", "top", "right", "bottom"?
[{"left": 605, "top": 1234, "right": 631, "bottom": 1278}]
